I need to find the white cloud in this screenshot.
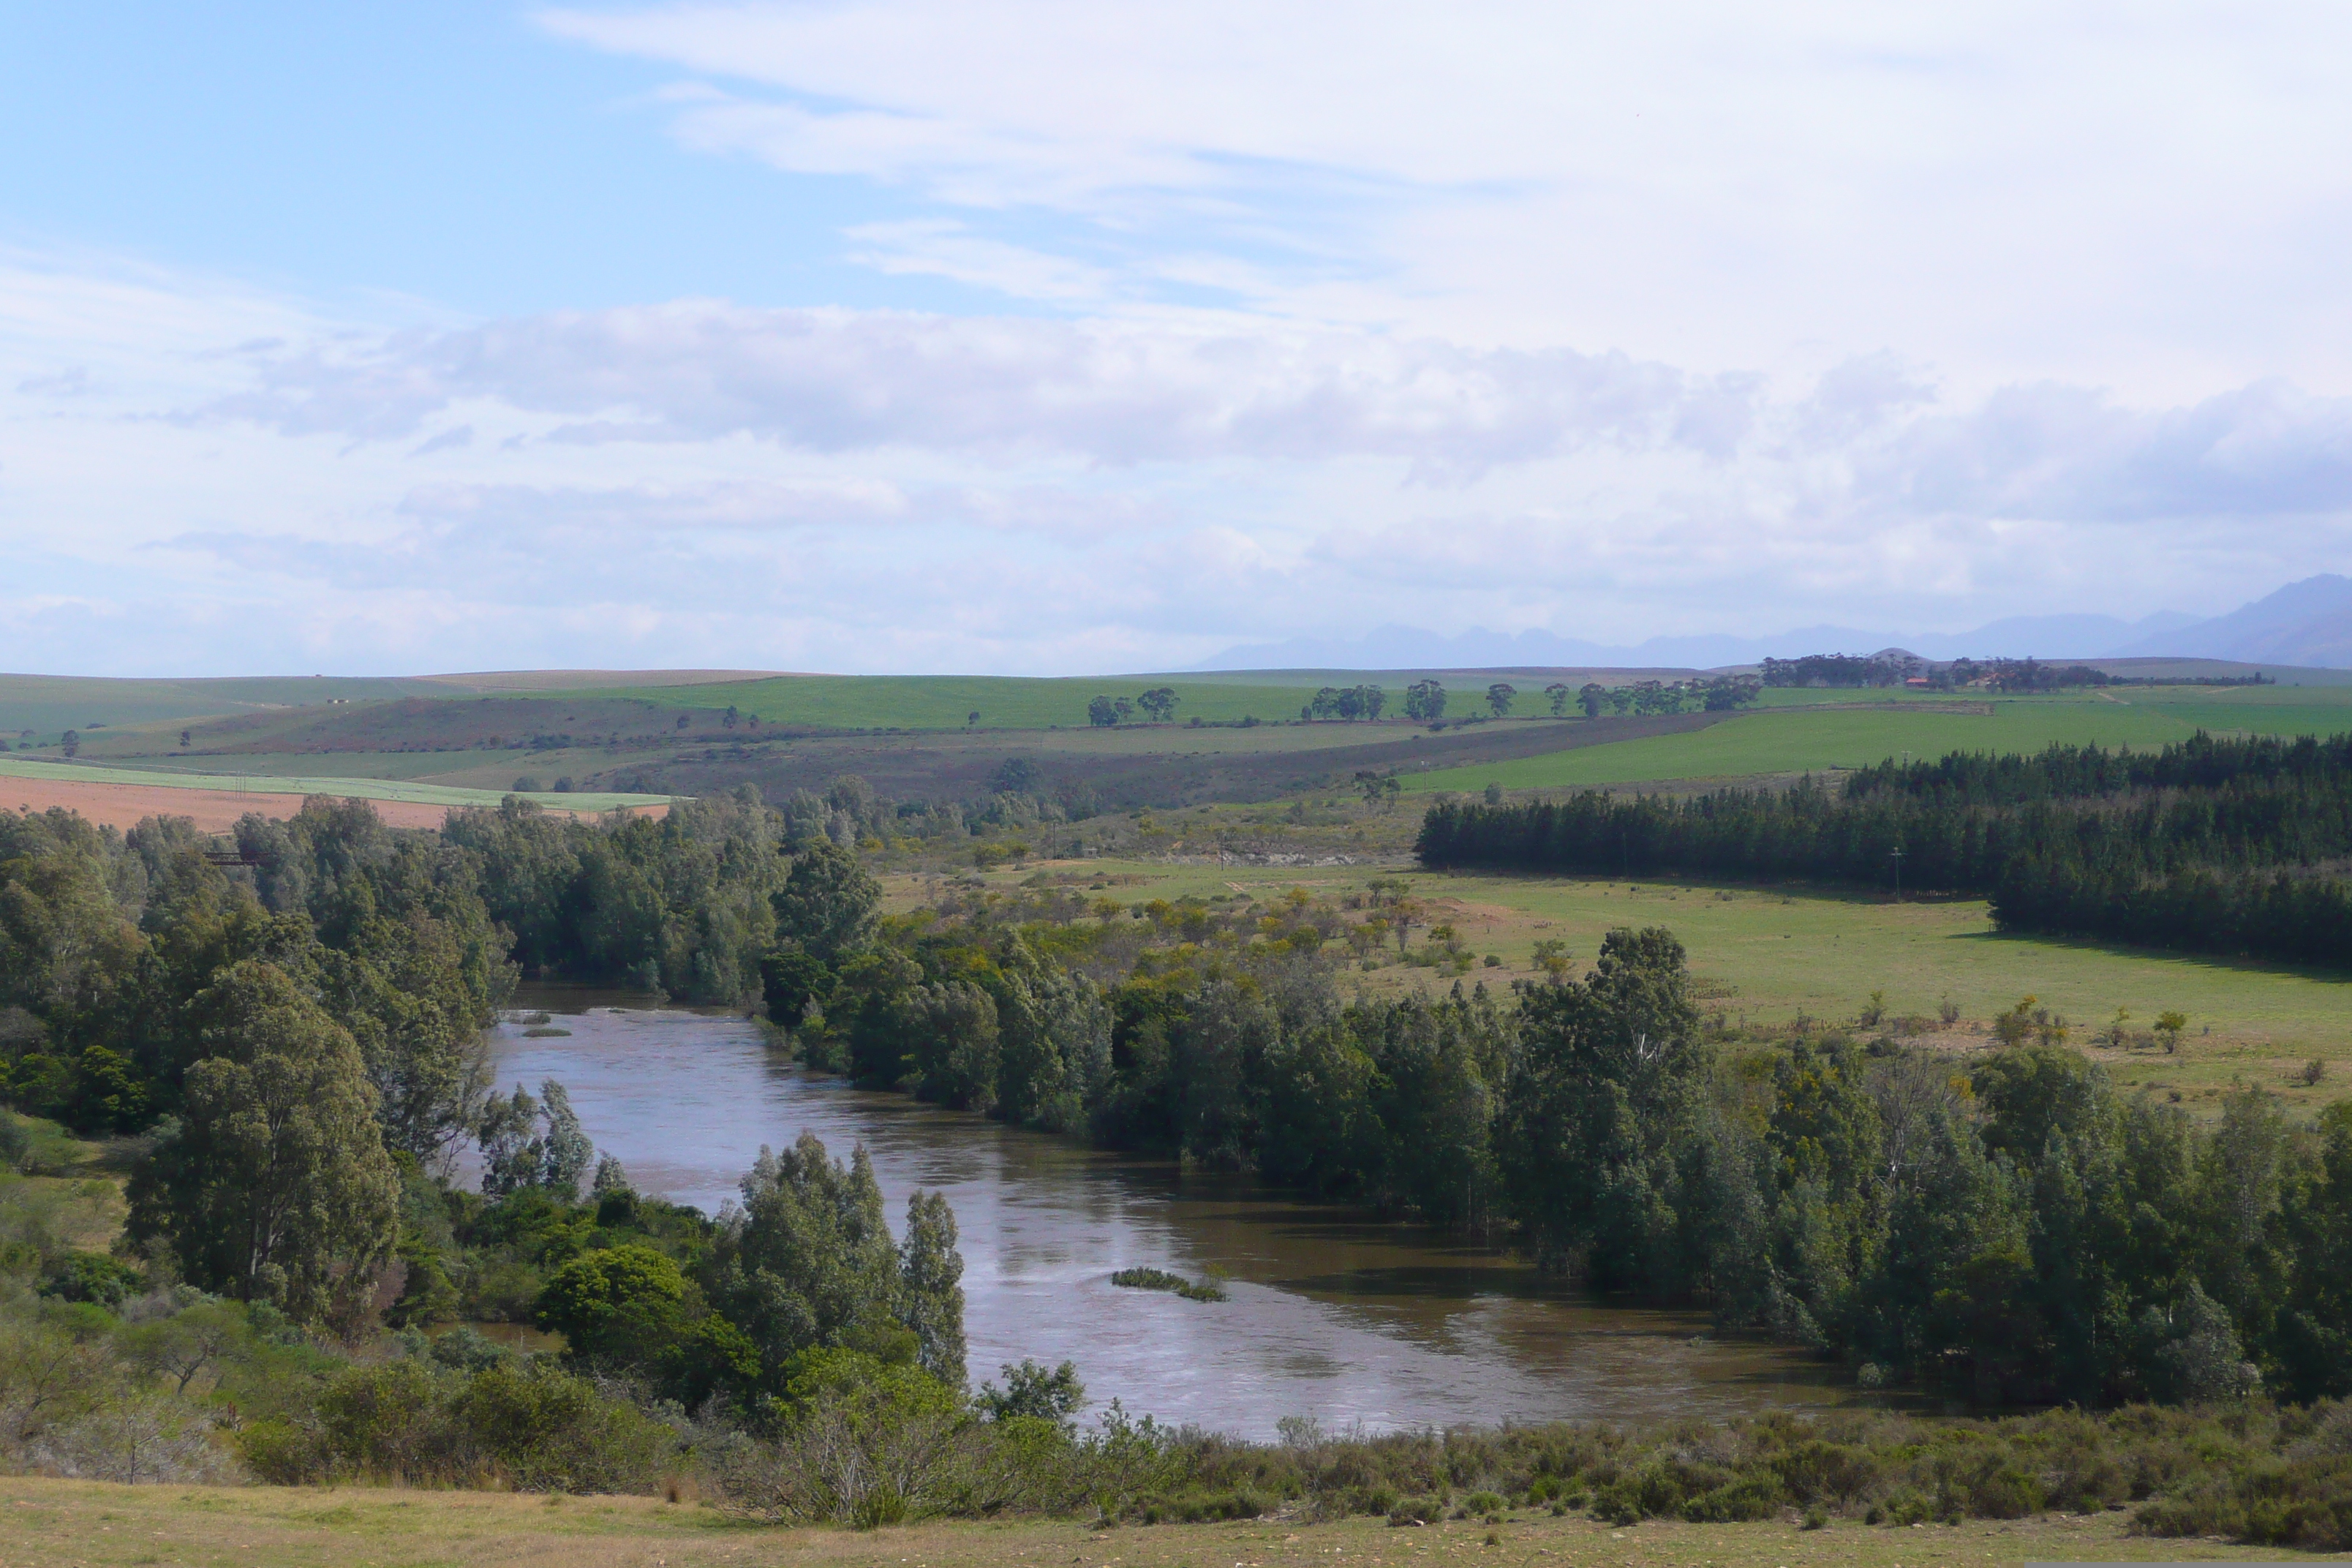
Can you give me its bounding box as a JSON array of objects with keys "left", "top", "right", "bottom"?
[
  {"left": 541, "top": 2, "right": 2352, "bottom": 397},
  {"left": 843, "top": 222, "right": 1120, "bottom": 306},
  {"left": 5, "top": 246, "right": 2352, "bottom": 676},
  {"left": 191, "top": 301, "right": 1734, "bottom": 475}
]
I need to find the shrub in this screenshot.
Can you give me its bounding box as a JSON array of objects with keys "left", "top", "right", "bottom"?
[
  {"left": 1145, "top": 1488, "right": 1267, "bottom": 1523},
  {"left": 1679, "top": 1471, "right": 1783, "bottom": 1523},
  {"left": 1929, "top": 1441, "right": 2043, "bottom": 1519},
  {"left": 238, "top": 1354, "right": 674, "bottom": 1491},
  {"left": 456, "top": 1360, "right": 674, "bottom": 1492},
  {"left": 532, "top": 1244, "right": 687, "bottom": 1360},
  {"left": 1770, "top": 1438, "right": 1880, "bottom": 1504},
  {"left": 32, "top": 1390, "right": 236, "bottom": 1484},
  {"left": 713, "top": 1350, "right": 976, "bottom": 1526},
  {"left": 39, "top": 1254, "right": 144, "bottom": 1311}
]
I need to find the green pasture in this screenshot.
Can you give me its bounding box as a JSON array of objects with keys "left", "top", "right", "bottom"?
[
  {"left": 1020, "top": 716, "right": 1489, "bottom": 755},
  {"left": 67, "top": 747, "right": 681, "bottom": 792},
  {"left": 1411, "top": 871, "right": 2350, "bottom": 1062},
  {"left": 0, "top": 672, "right": 446, "bottom": 740},
  {"left": 1401, "top": 687, "right": 2352, "bottom": 792},
  {"left": 590, "top": 674, "right": 1351, "bottom": 731},
  {"left": 0, "top": 756, "right": 671, "bottom": 813},
  {"left": 77, "top": 750, "right": 513, "bottom": 783}
]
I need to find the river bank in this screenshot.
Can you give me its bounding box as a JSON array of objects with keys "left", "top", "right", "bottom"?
[{"left": 489, "top": 987, "right": 1861, "bottom": 1438}]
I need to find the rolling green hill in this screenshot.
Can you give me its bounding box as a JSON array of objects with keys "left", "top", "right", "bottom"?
[
  {"left": 1401, "top": 686, "right": 2352, "bottom": 793},
  {"left": 582, "top": 674, "right": 1338, "bottom": 731},
  {"left": 0, "top": 673, "right": 453, "bottom": 740}
]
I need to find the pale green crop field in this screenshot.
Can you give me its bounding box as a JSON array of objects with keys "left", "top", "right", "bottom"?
[
  {"left": 0, "top": 756, "right": 670, "bottom": 813},
  {"left": 1401, "top": 688, "right": 2352, "bottom": 792},
  {"left": 592, "top": 675, "right": 1381, "bottom": 731},
  {"left": 0, "top": 673, "right": 448, "bottom": 740},
  {"left": 73, "top": 750, "right": 520, "bottom": 783}
]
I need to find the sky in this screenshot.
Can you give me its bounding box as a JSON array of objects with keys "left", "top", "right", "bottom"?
[{"left": 4, "top": 2, "right": 2352, "bottom": 676}]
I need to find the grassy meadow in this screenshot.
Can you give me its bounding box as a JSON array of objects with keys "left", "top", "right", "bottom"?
[
  {"left": 0, "top": 673, "right": 455, "bottom": 742},
  {"left": 588, "top": 674, "right": 1364, "bottom": 731},
  {"left": 4, "top": 1476, "right": 2334, "bottom": 1568},
  {"left": 0, "top": 757, "right": 669, "bottom": 813},
  {"left": 1402, "top": 686, "right": 2352, "bottom": 793}
]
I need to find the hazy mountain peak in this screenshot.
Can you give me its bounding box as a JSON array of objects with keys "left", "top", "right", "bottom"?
[{"left": 1201, "top": 577, "right": 2352, "bottom": 674}]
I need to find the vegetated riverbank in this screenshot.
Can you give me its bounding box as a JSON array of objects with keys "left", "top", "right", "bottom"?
[
  {"left": 481, "top": 997, "right": 1863, "bottom": 1439},
  {"left": 941, "top": 853, "right": 2352, "bottom": 1096}
]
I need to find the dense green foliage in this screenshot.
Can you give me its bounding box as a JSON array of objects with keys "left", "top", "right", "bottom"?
[
  {"left": 1, "top": 798, "right": 507, "bottom": 1150},
  {"left": 0, "top": 794, "right": 962, "bottom": 1412},
  {"left": 440, "top": 788, "right": 794, "bottom": 1000},
  {"left": 0, "top": 799, "right": 507, "bottom": 1316},
  {"left": 1418, "top": 731, "right": 2352, "bottom": 965},
  {"left": 12, "top": 782, "right": 2352, "bottom": 1414},
  {"left": 7, "top": 782, "right": 2352, "bottom": 1541},
  {"left": 763, "top": 863, "right": 2352, "bottom": 1411},
  {"left": 124, "top": 961, "right": 402, "bottom": 1325},
  {"left": 8, "top": 1184, "right": 2351, "bottom": 1550}
]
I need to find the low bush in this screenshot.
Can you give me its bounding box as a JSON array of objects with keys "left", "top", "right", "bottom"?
[
  {"left": 238, "top": 1357, "right": 676, "bottom": 1490},
  {"left": 39, "top": 1253, "right": 144, "bottom": 1310}
]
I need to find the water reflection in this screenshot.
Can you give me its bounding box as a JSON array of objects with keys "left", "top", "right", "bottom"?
[{"left": 486, "top": 984, "right": 1856, "bottom": 1439}]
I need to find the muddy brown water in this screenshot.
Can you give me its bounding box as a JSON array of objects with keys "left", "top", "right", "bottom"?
[{"left": 486, "top": 986, "right": 1861, "bottom": 1439}]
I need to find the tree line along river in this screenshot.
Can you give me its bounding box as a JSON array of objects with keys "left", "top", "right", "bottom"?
[{"left": 488, "top": 987, "right": 1866, "bottom": 1440}]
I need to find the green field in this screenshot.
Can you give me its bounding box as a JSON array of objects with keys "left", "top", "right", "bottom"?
[
  {"left": 56, "top": 747, "right": 693, "bottom": 792},
  {"left": 1403, "top": 687, "right": 2352, "bottom": 792},
  {"left": 587, "top": 674, "right": 1379, "bottom": 731},
  {"left": 0, "top": 673, "right": 456, "bottom": 740},
  {"left": 18, "top": 673, "right": 2352, "bottom": 815},
  {"left": 73, "top": 750, "right": 529, "bottom": 783},
  {"left": 0, "top": 757, "right": 671, "bottom": 813},
  {"left": 0, "top": 1477, "right": 2321, "bottom": 1568}
]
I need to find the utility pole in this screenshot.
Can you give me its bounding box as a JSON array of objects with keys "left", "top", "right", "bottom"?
[{"left": 1890, "top": 845, "right": 1904, "bottom": 902}]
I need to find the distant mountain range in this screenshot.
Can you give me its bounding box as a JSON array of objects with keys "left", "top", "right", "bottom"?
[{"left": 1199, "top": 575, "right": 2352, "bottom": 673}]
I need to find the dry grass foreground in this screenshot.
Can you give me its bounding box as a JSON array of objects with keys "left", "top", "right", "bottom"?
[
  {"left": 0, "top": 775, "right": 663, "bottom": 833},
  {"left": 6, "top": 1480, "right": 2346, "bottom": 1568}
]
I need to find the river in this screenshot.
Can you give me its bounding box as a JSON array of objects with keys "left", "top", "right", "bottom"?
[{"left": 485, "top": 987, "right": 1859, "bottom": 1440}]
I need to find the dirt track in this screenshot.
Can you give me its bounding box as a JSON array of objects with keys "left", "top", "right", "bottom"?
[{"left": 1, "top": 774, "right": 660, "bottom": 832}]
